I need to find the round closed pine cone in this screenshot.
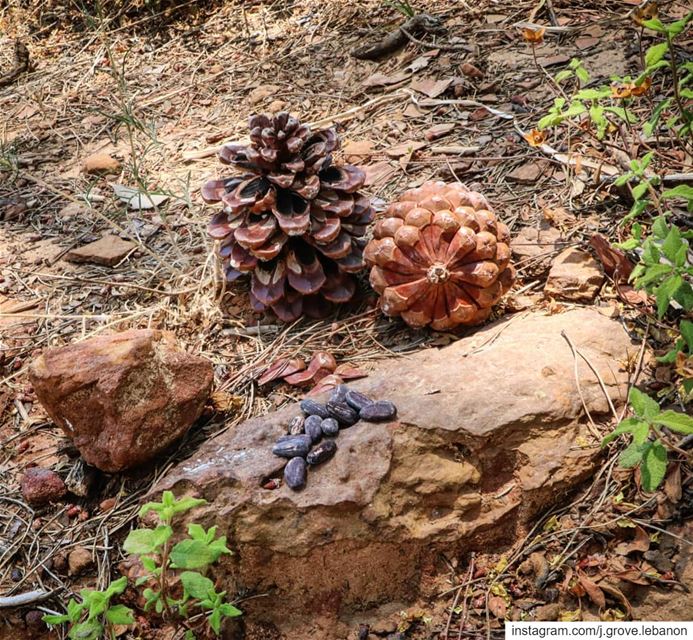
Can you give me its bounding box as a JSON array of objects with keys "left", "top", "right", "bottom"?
[{"left": 364, "top": 181, "right": 515, "bottom": 330}]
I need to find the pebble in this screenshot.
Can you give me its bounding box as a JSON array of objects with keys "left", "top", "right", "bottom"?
[
  {"left": 20, "top": 467, "right": 67, "bottom": 505},
  {"left": 272, "top": 435, "right": 311, "bottom": 458},
  {"left": 288, "top": 415, "right": 305, "bottom": 435}
]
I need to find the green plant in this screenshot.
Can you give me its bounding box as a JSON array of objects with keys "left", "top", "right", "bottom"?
[
  {"left": 124, "top": 491, "right": 241, "bottom": 637},
  {"left": 42, "top": 576, "right": 134, "bottom": 640},
  {"left": 602, "top": 387, "right": 693, "bottom": 491},
  {"left": 385, "top": 0, "right": 416, "bottom": 18}
]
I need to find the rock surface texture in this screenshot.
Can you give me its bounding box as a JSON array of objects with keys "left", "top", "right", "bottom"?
[
  {"left": 20, "top": 467, "right": 67, "bottom": 505},
  {"left": 544, "top": 247, "right": 605, "bottom": 302},
  {"left": 29, "top": 330, "right": 213, "bottom": 472},
  {"left": 154, "top": 309, "right": 635, "bottom": 637},
  {"left": 65, "top": 235, "right": 136, "bottom": 266}
]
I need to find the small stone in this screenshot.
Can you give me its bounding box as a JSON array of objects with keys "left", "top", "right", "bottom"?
[
  {"left": 20, "top": 467, "right": 67, "bottom": 505},
  {"left": 304, "top": 415, "right": 323, "bottom": 443},
  {"left": 544, "top": 248, "right": 605, "bottom": 302},
  {"left": 460, "top": 62, "right": 484, "bottom": 78},
  {"left": 345, "top": 390, "right": 372, "bottom": 412},
  {"left": 360, "top": 400, "right": 397, "bottom": 422},
  {"left": 100, "top": 497, "right": 117, "bottom": 512},
  {"left": 299, "top": 399, "right": 330, "bottom": 419},
  {"left": 424, "top": 123, "right": 455, "bottom": 142},
  {"left": 65, "top": 235, "right": 137, "bottom": 267},
  {"left": 68, "top": 547, "right": 93, "bottom": 575},
  {"left": 321, "top": 417, "right": 339, "bottom": 437},
  {"left": 82, "top": 152, "right": 121, "bottom": 175},
  {"left": 306, "top": 440, "right": 337, "bottom": 465}
]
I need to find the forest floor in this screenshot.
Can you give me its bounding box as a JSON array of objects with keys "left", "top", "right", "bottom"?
[{"left": 0, "top": 0, "right": 692, "bottom": 638}]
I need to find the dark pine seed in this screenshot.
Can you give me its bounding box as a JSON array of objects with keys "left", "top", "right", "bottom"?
[
  {"left": 284, "top": 457, "right": 307, "bottom": 490},
  {"left": 359, "top": 400, "right": 397, "bottom": 422},
  {"left": 345, "top": 389, "right": 372, "bottom": 412},
  {"left": 304, "top": 415, "right": 323, "bottom": 443},
  {"left": 321, "top": 417, "right": 339, "bottom": 437},
  {"left": 300, "top": 399, "right": 330, "bottom": 419},
  {"left": 272, "top": 435, "right": 311, "bottom": 458},
  {"left": 326, "top": 401, "right": 359, "bottom": 426},
  {"left": 329, "top": 384, "right": 348, "bottom": 404},
  {"left": 306, "top": 439, "right": 337, "bottom": 465}
]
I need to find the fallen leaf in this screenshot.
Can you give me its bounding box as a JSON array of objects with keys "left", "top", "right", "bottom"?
[
  {"left": 385, "top": 140, "right": 427, "bottom": 158},
  {"left": 111, "top": 183, "right": 169, "bottom": 210},
  {"left": 410, "top": 77, "right": 453, "bottom": 98},
  {"left": 615, "top": 525, "right": 650, "bottom": 556},
  {"left": 363, "top": 71, "right": 409, "bottom": 88},
  {"left": 334, "top": 364, "right": 368, "bottom": 380},
  {"left": 589, "top": 234, "right": 634, "bottom": 282},
  {"left": 539, "top": 54, "right": 571, "bottom": 67},
  {"left": 663, "top": 463, "right": 682, "bottom": 503},
  {"left": 460, "top": 62, "right": 484, "bottom": 78},
  {"left": 578, "top": 572, "right": 606, "bottom": 609},
  {"left": 343, "top": 140, "right": 375, "bottom": 161},
  {"left": 407, "top": 55, "right": 432, "bottom": 73},
  {"left": 430, "top": 145, "right": 480, "bottom": 156},
  {"left": 507, "top": 161, "right": 549, "bottom": 184},
  {"left": 307, "top": 374, "right": 344, "bottom": 396},
  {"left": 616, "top": 284, "right": 649, "bottom": 306},
  {"left": 488, "top": 595, "right": 507, "bottom": 619},
  {"left": 364, "top": 162, "right": 397, "bottom": 188},
  {"left": 424, "top": 123, "right": 455, "bottom": 141}
]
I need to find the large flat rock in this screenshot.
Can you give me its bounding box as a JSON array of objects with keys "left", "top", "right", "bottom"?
[{"left": 153, "top": 309, "right": 635, "bottom": 637}]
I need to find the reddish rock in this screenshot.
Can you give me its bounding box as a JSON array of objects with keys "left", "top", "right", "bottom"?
[
  {"left": 152, "top": 309, "right": 634, "bottom": 638},
  {"left": 29, "top": 330, "right": 213, "bottom": 472},
  {"left": 68, "top": 546, "right": 93, "bottom": 575},
  {"left": 65, "top": 235, "right": 137, "bottom": 266},
  {"left": 545, "top": 247, "right": 605, "bottom": 302},
  {"left": 20, "top": 467, "right": 67, "bottom": 505}
]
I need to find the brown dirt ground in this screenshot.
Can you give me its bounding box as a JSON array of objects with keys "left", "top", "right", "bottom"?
[{"left": 0, "top": 0, "right": 691, "bottom": 638}]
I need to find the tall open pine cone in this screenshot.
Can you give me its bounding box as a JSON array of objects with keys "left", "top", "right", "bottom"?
[
  {"left": 203, "top": 113, "right": 373, "bottom": 321},
  {"left": 364, "top": 181, "right": 515, "bottom": 330}
]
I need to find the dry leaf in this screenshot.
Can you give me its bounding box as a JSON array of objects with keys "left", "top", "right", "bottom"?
[
  {"left": 589, "top": 234, "right": 634, "bottom": 282},
  {"left": 408, "top": 55, "right": 432, "bottom": 73},
  {"left": 307, "top": 374, "right": 344, "bottom": 396},
  {"left": 343, "top": 140, "right": 375, "bottom": 161},
  {"left": 410, "top": 77, "right": 453, "bottom": 98},
  {"left": 334, "top": 363, "right": 368, "bottom": 380},
  {"left": 663, "top": 463, "right": 682, "bottom": 503},
  {"left": 488, "top": 596, "right": 507, "bottom": 619},
  {"left": 615, "top": 526, "right": 650, "bottom": 555},
  {"left": 521, "top": 26, "right": 546, "bottom": 43},
  {"left": 577, "top": 572, "right": 606, "bottom": 609},
  {"left": 363, "top": 71, "right": 409, "bottom": 88},
  {"left": 364, "top": 161, "right": 397, "bottom": 188},
  {"left": 385, "top": 140, "right": 427, "bottom": 158},
  {"left": 460, "top": 62, "right": 484, "bottom": 78},
  {"left": 524, "top": 129, "right": 546, "bottom": 147},
  {"left": 424, "top": 123, "right": 455, "bottom": 141}
]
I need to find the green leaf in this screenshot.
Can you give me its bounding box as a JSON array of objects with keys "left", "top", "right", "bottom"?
[
  {"left": 180, "top": 571, "right": 215, "bottom": 600},
  {"left": 631, "top": 419, "right": 651, "bottom": 445},
  {"left": 602, "top": 417, "right": 647, "bottom": 446},
  {"left": 641, "top": 440, "right": 668, "bottom": 492},
  {"left": 555, "top": 69, "right": 573, "bottom": 83},
  {"left": 632, "top": 181, "right": 649, "bottom": 201},
  {"left": 636, "top": 264, "right": 671, "bottom": 287},
  {"left": 614, "top": 172, "right": 633, "bottom": 187},
  {"left": 105, "top": 604, "right": 135, "bottom": 625},
  {"left": 656, "top": 275, "right": 683, "bottom": 317},
  {"left": 123, "top": 526, "right": 172, "bottom": 555},
  {"left": 652, "top": 216, "right": 669, "bottom": 239},
  {"left": 661, "top": 185, "right": 693, "bottom": 212},
  {"left": 104, "top": 575, "right": 128, "bottom": 598},
  {"left": 83, "top": 591, "right": 107, "bottom": 619},
  {"left": 219, "top": 603, "right": 243, "bottom": 618},
  {"left": 209, "top": 608, "right": 223, "bottom": 634},
  {"left": 661, "top": 226, "right": 683, "bottom": 262},
  {"left": 681, "top": 320, "right": 693, "bottom": 352},
  {"left": 666, "top": 13, "right": 692, "bottom": 37},
  {"left": 674, "top": 282, "right": 693, "bottom": 312},
  {"left": 645, "top": 42, "right": 669, "bottom": 68},
  {"left": 170, "top": 539, "right": 215, "bottom": 569},
  {"left": 628, "top": 387, "right": 660, "bottom": 420},
  {"left": 619, "top": 442, "right": 647, "bottom": 468},
  {"left": 605, "top": 106, "right": 636, "bottom": 124},
  {"left": 642, "top": 18, "right": 667, "bottom": 33},
  {"left": 575, "top": 88, "right": 610, "bottom": 100},
  {"left": 42, "top": 613, "right": 71, "bottom": 625},
  {"left": 653, "top": 410, "right": 693, "bottom": 434},
  {"left": 171, "top": 495, "right": 207, "bottom": 516},
  {"left": 141, "top": 556, "right": 157, "bottom": 572},
  {"left": 576, "top": 65, "right": 590, "bottom": 84},
  {"left": 68, "top": 619, "right": 103, "bottom": 640},
  {"left": 185, "top": 631, "right": 197, "bottom": 640}
]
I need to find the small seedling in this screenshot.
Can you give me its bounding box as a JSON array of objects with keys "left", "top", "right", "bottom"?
[
  {"left": 602, "top": 387, "right": 693, "bottom": 491},
  {"left": 42, "top": 576, "right": 134, "bottom": 640}
]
